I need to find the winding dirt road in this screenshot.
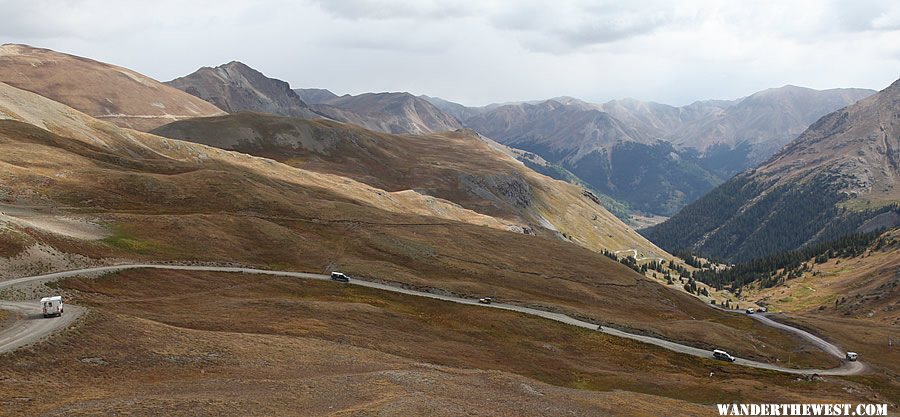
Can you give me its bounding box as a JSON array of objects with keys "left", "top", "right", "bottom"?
[
  {"left": 0, "top": 264, "right": 864, "bottom": 375},
  {"left": 0, "top": 301, "right": 84, "bottom": 353}
]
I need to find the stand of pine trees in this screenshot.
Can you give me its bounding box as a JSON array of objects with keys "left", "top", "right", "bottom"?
[{"left": 690, "top": 229, "right": 889, "bottom": 291}]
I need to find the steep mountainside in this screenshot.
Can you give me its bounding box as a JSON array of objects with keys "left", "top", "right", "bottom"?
[
  {"left": 465, "top": 100, "right": 720, "bottom": 215},
  {"left": 313, "top": 92, "right": 463, "bottom": 135},
  {"left": 151, "top": 112, "right": 668, "bottom": 258},
  {"left": 166, "top": 61, "right": 321, "bottom": 119},
  {"left": 294, "top": 88, "right": 339, "bottom": 104},
  {"left": 642, "top": 78, "right": 900, "bottom": 262},
  {"left": 0, "top": 44, "right": 224, "bottom": 131},
  {"left": 0, "top": 79, "right": 825, "bottom": 373}
]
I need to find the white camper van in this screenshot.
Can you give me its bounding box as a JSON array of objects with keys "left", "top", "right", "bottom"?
[{"left": 41, "top": 296, "right": 64, "bottom": 318}]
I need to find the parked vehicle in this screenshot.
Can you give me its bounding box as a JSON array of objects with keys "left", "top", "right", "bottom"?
[
  {"left": 713, "top": 349, "right": 736, "bottom": 362},
  {"left": 746, "top": 308, "right": 755, "bottom": 314},
  {"left": 330, "top": 272, "right": 350, "bottom": 282},
  {"left": 478, "top": 297, "right": 492, "bottom": 304},
  {"left": 846, "top": 352, "right": 858, "bottom": 361},
  {"left": 41, "top": 296, "right": 64, "bottom": 318},
  {"left": 757, "top": 307, "right": 767, "bottom": 313}
]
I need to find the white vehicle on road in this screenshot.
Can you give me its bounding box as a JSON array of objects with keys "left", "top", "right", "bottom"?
[
  {"left": 713, "top": 349, "right": 736, "bottom": 362},
  {"left": 330, "top": 272, "right": 350, "bottom": 282},
  {"left": 40, "top": 296, "right": 64, "bottom": 318},
  {"left": 846, "top": 352, "right": 858, "bottom": 361}
]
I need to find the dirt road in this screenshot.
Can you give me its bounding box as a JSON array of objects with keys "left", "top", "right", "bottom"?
[
  {"left": 0, "top": 300, "right": 84, "bottom": 353},
  {"left": 0, "top": 264, "right": 865, "bottom": 375}
]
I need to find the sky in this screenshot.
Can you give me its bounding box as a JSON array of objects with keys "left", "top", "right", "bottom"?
[{"left": 2, "top": 0, "right": 899, "bottom": 106}]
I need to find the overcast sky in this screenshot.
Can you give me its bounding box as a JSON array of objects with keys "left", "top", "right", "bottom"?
[{"left": 2, "top": 0, "right": 899, "bottom": 106}]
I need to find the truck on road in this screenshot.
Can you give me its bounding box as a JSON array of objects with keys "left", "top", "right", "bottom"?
[{"left": 41, "top": 296, "right": 64, "bottom": 318}]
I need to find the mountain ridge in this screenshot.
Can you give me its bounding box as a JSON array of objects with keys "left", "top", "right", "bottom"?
[
  {"left": 0, "top": 43, "right": 225, "bottom": 131},
  {"left": 165, "top": 61, "right": 322, "bottom": 119},
  {"left": 641, "top": 77, "right": 900, "bottom": 262},
  {"left": 151, "top": 111, "right": 670, "bottom": 259}
]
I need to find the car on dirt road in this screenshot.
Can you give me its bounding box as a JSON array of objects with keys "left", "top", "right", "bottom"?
[
  {"left": 330, "top": 272, "right": 350, "bottom": 282},
  {"left": 713, "top": 349, "right": 736, "bottom": 362},
  {"left": 478, "top": 297, "right": 492, "bottom": 304},
  {"left": 746, "top": 308, "right": 755, "bottom": 314},
  {"left": 41, "top": 296, "right": 64, "bottom": 318},
  {"left": 846, "top": 352, "right": 858, "bottom": 361}
]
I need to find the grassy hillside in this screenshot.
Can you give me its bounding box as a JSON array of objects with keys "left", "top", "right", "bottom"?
[
  {"left": 0, "top": 268, "right": 884, "bottom": 415},
  {"left": 0, "top": 44, "right": 224, "bottom": 131},
  {"left": 151, "top": 112, "right": 669, "bottom": 258},
  {"left": 0, "top": 81, "right": 841, "bottom": 368}
]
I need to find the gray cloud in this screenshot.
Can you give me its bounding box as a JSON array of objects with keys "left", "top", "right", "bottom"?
[
  {"left": 490, "top": 0, "right": 681, "bottom": 52},
  {"left": 833, "top": 0, "right": 900, "bottom": 31},
  {"left": 312, "top": 0, "right": 477, "bottom": 20},
  {"left": 0, "top": 0, "right": 897, "bottom": 107}
]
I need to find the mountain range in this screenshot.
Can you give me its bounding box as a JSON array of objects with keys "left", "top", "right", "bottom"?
[
  {"left": 159, "top": 55, "right": 874, "bottom": 218},
  {"left": 451, "top": 88, "right": 875, "bottom": 216},
  {"left": 0, "top": 43, "right": 817, "bottom": 373},
  {"left": 0, "top": 43, "right": 896, "bottom": 414},
  {"left": 166, "top": 61, "right": 462, "bottom": 135},
  {"left": 642, "top": 78, "right": 900, "bottom": 262}
]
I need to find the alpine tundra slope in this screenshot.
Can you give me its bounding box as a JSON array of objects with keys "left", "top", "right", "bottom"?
[{"left": 0, "top": 264, "right": 865, "bottom": 376}]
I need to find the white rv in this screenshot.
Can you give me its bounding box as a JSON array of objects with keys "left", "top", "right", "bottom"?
[{"left": 40, "top": 296, "right": 64, "bottom": 318}]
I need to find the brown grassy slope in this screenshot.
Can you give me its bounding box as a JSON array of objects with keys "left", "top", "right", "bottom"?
[
  {"left": 0, "top": 313, "right": 716, "bottom": 416},
  {"left": 0, "top": 269, "right": 887, "bottom": 417},
  {"left": 767, "top": 314, "right": 899, "bottom": 390},
  {"left": 745, "top": 230, "right": 899, "bottom": 373},
  {"left": 748, "top": 230, "right": 899, "bottom": 324},
  {"left": 0, "top": 81, "right": 837, "bottom": 367},
  {"left": 151, "top": 112, "right": 668, "bottom": 258},
  {"left": 0, "top": 44, "right": 224, "bottom": 131},
  {"left": 0, "top": 81, "right": 506, "bottom": 230}
]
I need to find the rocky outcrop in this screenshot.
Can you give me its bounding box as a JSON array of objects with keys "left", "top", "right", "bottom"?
[{"left": 166, "top": 61, "right": 321, "bottom": 119}]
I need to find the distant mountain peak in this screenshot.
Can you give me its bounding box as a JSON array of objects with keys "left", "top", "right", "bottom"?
[
  {"left": 166, "top": 60, "right": 318, "bottom": 118},
  {"left": 310, "top": 90, "right": 463, "bottom": 135}
]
